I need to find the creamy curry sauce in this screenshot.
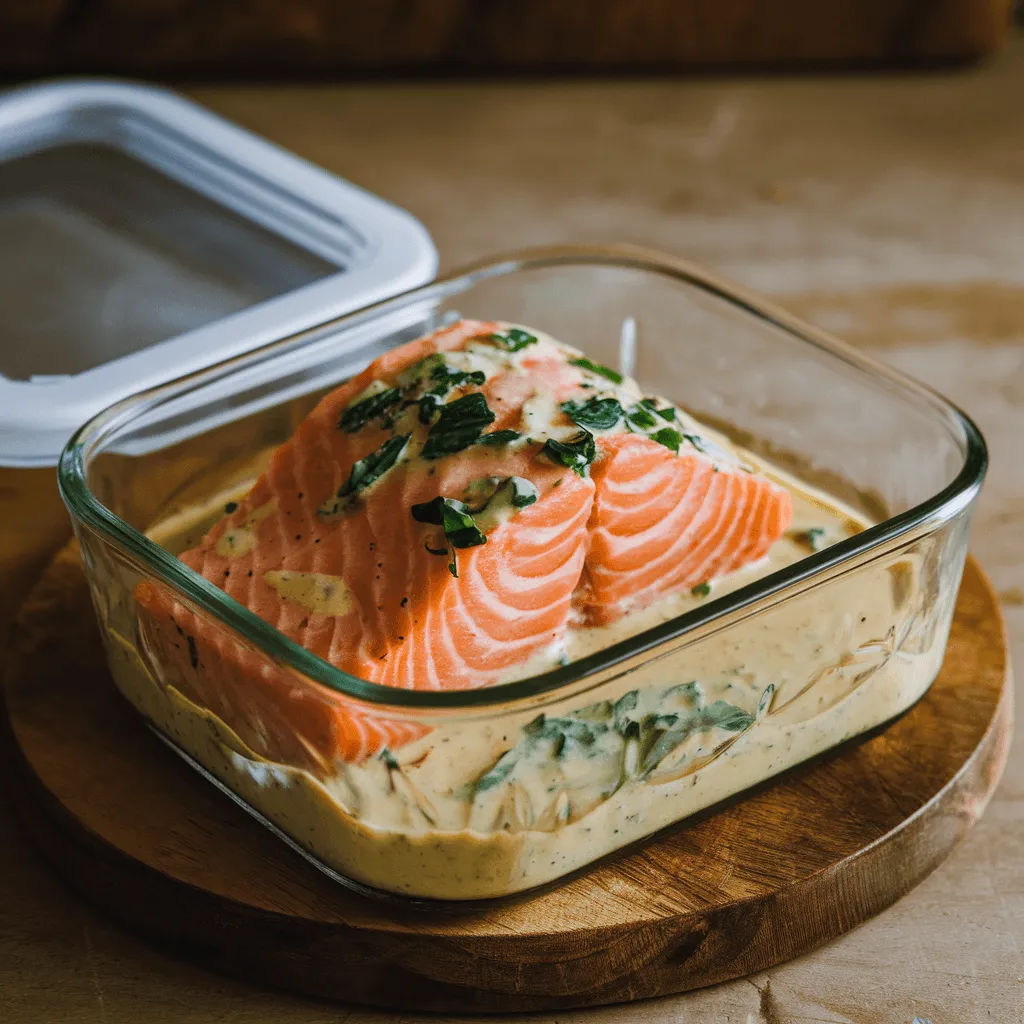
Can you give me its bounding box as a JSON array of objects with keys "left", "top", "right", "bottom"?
[{"left": 104, "top": 440, "right": 940, "bottom": 901}]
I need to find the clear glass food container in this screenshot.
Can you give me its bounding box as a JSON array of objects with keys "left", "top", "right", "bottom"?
[{"left": 58, "top": 245, "right": 986, "bottom": 902}]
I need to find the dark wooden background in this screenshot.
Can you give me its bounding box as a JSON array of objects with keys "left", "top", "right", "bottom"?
[{"left": 0, "top": 1, "right": 1015, "bottom": 78}]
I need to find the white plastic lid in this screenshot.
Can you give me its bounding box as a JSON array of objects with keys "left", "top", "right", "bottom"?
[{"left": 0, "top": 79, "right": 437, "bottom": 467}]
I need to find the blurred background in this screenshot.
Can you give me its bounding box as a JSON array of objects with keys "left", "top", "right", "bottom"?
[{"left": 0, "top": 0, "right": 1018, "bottom": 79}]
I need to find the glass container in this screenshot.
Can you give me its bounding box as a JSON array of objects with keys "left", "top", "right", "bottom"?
[{"left": 58, "top": 245, "right": 986, "bottom": 902}]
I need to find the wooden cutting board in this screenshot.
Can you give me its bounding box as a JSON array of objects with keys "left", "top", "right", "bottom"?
[
  {"left": 0, "top": 1, "right": 1013, "bottom": 77},
  {"left": 1, "top": 543, "right": 1011, "bottom": 1013}
]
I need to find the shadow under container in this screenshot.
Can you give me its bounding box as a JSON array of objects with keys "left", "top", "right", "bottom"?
[{"left": 58, "top": 246, "right": 987, "bottom": 902}]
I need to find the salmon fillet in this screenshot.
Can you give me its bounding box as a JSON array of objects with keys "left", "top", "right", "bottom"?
[
  {"left": 136, "top": 319, "right": 791, "bottom": 769},
  {"left": 578, "top": 433, "right": 793, "bottom": 625}
]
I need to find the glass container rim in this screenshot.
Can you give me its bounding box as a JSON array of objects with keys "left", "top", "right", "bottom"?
[{"left": 58, "top": 242, "right": 988, "bottom": 714}]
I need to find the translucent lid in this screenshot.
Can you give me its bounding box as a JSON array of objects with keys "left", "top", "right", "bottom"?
[{"left": 0, "top": 80, "right": 437, "bottom": 467}]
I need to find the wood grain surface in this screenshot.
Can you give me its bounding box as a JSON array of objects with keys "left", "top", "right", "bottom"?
[
  {"left": 1, "top": 543, "right": 1011, "bottom": 1012},
  {"left": 3, "top": 42, "right": 1024, "bottom": 1022},
  {"left": 0, "top": 0, "right": 1013, "bottom": 77}
]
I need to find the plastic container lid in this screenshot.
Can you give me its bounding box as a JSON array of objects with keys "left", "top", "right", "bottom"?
[{"left": 0, "top": 79, "right": 437, "bottom": 467}]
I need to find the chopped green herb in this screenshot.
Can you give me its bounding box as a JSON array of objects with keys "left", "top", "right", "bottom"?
[
  {"left": 569, "top": 356, "right": 623, "bottom": 384},
  {"left": 339, "top": 434, "right": 408, "bottom": 498},
  {"left": 681, "top": 433, "right": 707, "bottom": 453},
  {"left": 651, "top": 712, "right": 682, "bottom": 731},
  {"left": 397, "top": 353, "right": 445, "bottom": 389},
  {"left": 691, "top": 582, "right": 711, "bottom": 598},
  {"left": 651, "top": 427, "right": 683, "bottom": 454},
  {"left": 411, "top": 495, "right": 488, "bottom": 578},
  {"left": 539, "top": 429, "right": 597, "bottom": 476},
  {"left": 430, "top": 362, "right": 486, "bottom": 391},
  {"left": 319, "top": 434, "right": 410, "bottom": 515},
  {"left": 640, "top": 700, "right": 754, "bottom": 775},
  {"left": 472, "top": 676, "right": 758, "bottom": 798},
  {"left": 421, "top": 392, "right": 496, "bottom": 459},
  {"left": 470, "top": 673, "right": 762, "bottom": 802},
  {"left": 379, "top": 748, "right": 400, "bottom": 770},
  {"left": 418, "top": 392, "right": 445, "bottom": 424},
  {"left": 561, "top": 396, "right": 623, "bottom": 431},
  {"left": 411, "top": 496, "right": 487, "bottom": 549},
  {"left": 636, "top": 719, "right": 680, "bottom": 775},
  {"left": 699, "top": 700, "right": 756, "bottom": 732},
  {"left": 224, "top": 501, "right": 238, "bottom": 514},
  {"left": 522, "top": 713, "right": 547, "bottom": 736},
  {"left": 424, "top": 542, "right": 449, "bottom": 556},
  {"left": 639, "top": 397, "right": 677, "bottom": 422},
  {"left": 475, "top": 750, "right": 518, "bottom": 791},
  {"left": 801, "top": 527, "right": 828, "bottom": 551},
  {"left": 477, "top": 429, "right": 521, "bottom": 446},
  {"left": 612, "top": 690, "right": 640, "bottom": 737},
  {"left": 625, "top": 402, "right": 658, "bottom": 431},
  {"left": 338, "top": 387, "right": 402, "bottom": 433},
  {"left": 416, "top": 362, "right": 488, "bottom": 426},
  {"left": 508, "top": 476, "right": 539, "bottom": 508},
  {"left": 474, "top": 708, "right": 613, "bottom": 793},
  {"left": 488, "top": 328, "right": 538, "bottom": 352},
  {"left": 462, "top": 475, "right": 538, "bottom": 516},
  {"left": 522, "top": 713, "right": 605, "bottom": 754}
]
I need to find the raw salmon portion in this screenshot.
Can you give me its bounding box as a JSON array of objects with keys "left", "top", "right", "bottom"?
[
  {"left": 136, "top": 318, "right": 791, "bottom": 769},
  {"left": 136, "top": 320, "right": 594, "bottom": 768},
  {"left": 135, "top": 591, "right": 427, "bottom": 769},
  {"left": 580, "top": 433, "right": 793, "bottom": 625}
]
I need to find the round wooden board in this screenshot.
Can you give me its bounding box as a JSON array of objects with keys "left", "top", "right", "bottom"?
[{"left": 1, "top": 544, "right": 1013, "bottom": 1014}]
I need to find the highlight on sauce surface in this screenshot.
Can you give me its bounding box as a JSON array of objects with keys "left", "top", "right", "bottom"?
[{"left": 115, "top": 318, "right": 949, "bottom": 899}]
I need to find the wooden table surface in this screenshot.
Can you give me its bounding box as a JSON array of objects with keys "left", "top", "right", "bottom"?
[{"left": 4, "top": 35, "right": 1024, "bottom": 1024}]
